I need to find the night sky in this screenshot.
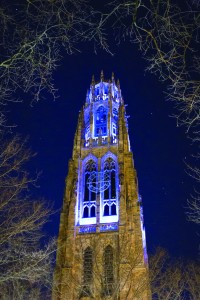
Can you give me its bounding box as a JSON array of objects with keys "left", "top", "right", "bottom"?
[{"left": 9, "top": 41, "right": 199, "bottom": 259}]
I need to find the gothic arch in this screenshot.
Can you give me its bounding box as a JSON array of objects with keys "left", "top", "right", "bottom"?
[
  {"left": 82, "top": 159, "right": 97, "bottom": 218},
  {"left": 82, "top": 153, "right": 98, "bottom": 166},
  {"left": 103, "top": 245, "right": 114, "bottom": 296},
  {"left": 94, "top": 105, "right": 108, "bottom": 136},
  {"left": 79, "top": 155, "right": 98, "bottom": 224},
  {"left": 81, "top": 246, "right": 93, "bottom": 297},
  {"left": 100, "top": 153, "right": 118, "bottom": 219},
  {"left": 83, "top": 247, "right": 93, "bottom": 279},
  {"left": 101, "top": 151, "right": 117, "bottom": 165}
]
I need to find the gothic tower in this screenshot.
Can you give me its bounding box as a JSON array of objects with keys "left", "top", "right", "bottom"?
[{"left": 53, "top": 72, "right": 151, "bottom": 300}]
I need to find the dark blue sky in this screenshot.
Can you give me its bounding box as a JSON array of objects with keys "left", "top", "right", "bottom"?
[{"left": 9, "top": 41, "right": 199, "bottom": 259}]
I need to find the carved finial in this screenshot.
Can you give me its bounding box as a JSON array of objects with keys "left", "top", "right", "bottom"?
[
  {"left": 91, "top": 76, "right": 95, "bottom": 103},
  {"left": 100, "top": 70, "right": 104, "bottom": 81},
  {"left": 91, "top": 75, "right": 95, "bottom": 85},
  {"left": 117, "top": 79, "right": 120, "bottom": 88},
  {"left": 111, "top": 72, "right": 115, "bottom": 82}
]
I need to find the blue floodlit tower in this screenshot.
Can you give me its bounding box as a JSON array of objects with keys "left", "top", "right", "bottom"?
[{"left": 53, "top": 72, "right": 151, "bottom": 300}]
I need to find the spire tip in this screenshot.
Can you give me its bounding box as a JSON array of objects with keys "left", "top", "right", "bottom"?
[
  {"left": 111, "top": 72, "right": 115, "bottom": 81},
  {"left": 100, "top": 70, "right": 104, "bottom": 81},
  {"left": 91, "top": 75, "right": 95, "bottom": 85}
]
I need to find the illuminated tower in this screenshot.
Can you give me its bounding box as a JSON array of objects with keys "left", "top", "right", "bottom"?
[{"left": 53, "top": 72, "right": 151, "bottom": 300}]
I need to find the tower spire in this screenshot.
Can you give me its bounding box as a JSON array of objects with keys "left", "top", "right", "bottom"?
[
  {"left": 117, "top": 79, "right": 120, "bottom": 88},
  {"left": 53, "top": 73, "right": 151, "bottom": 300},
  {"left": 112, "top": 72, "right": 115, "bottom": 83}
]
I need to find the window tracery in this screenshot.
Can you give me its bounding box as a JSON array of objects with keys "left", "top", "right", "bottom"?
[
  {"left": 95, "top": 106, "right": 107, "bottom": 137},
  {"left": 79, "top": 153, "right": 118, "bottom": 225},
  {"left": 81, "top": 247, "right": 93, "bottom": 297},
  {"left": 103, "top": 245, "right": 114, "bottom": 296},
  {"left": 83, "top": 160, "right": 97, "bottom": 219},
  {"left": 102, "top": 158, "right": 117, "bottom": 217}
]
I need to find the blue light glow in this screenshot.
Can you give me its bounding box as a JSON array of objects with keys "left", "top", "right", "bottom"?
[
  {"left": 76, "top": 81, "right": 126, "bottom": 228},
  {"left": 79, "top": 217, "right": 96, "bottom": 226},
  {"left": 83, "top": 81, "right": 121, "bottom": 146},
  {"left": 100, "top": 224, "right": 118, "bottom": 232},
  {"left": 79, "top": 226, "right": 96, "bottom": 234},
  {"left": 100, "top": 215, "right": 118, "bottom": 224},
  {"left": 139, "top": 203, "right": 148, "bottom": 263}
]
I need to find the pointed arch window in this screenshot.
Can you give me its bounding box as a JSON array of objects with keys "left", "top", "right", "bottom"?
[
  {"left": 95, "top": 106, "right": 107, "bottom": 137},
  {"left": 103, "top": 158, "right": 117, "bottom": 216},
  {"left": 81, "top": 247, "right": 93, "bottom": 297},
  {"left": 83, "top": 160, "right": 96, "bottom": 218},
  {"left": 103, "top": 245, "right": 114, "bottom": 296}
]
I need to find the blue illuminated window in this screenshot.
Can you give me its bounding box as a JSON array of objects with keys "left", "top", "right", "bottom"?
[
  {"left": 103, "top": 158, "right": 117, "bottom": 216},
  {"left": 90, "top": 206, "right": 96, "bottom": 217},
  {"left": 95, "top": 106, "right": 107, "bottom": 136},
  {"left": 104, "top": 86, "right": 108, "bottom": 94},
  {"left": 83, "top": 160, "right": 96, "bottom": 218},
  {"left": 112, "top": 124, "right": 116, "bottom": 135},
  {"left": 96, "top": 87, "right": 99, "bottom": 96}
]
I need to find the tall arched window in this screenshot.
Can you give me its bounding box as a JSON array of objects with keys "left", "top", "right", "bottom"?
[
  {"left": 95, "top": 106, "right": 107, "bottom": 137},
  {"left": 83, "top": 160, "right": 97, "bottom": 219},
  {"left": 103, "top": 158, "right": 117, "bottom": 216},
  {"left": 81, "top": 247, "right": 93, "bottom": 297},
  {"left": 103, "top": 245, "right": 114, "bottom": 296}
]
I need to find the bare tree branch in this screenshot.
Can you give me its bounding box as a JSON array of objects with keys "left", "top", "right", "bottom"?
[
  {"left": 104, "top": 0, "right": 200, "bottom": 224},
  {"left": 0, "top": 0, "right": 109, "bottom": 113},
  {"left": 108, "top": 0, "right": 200, "bottom": 133},
  {"left": 0, "top": 134, "right": 56, "bottom": 299},
  {"left": 53, "top": 232, "right": 150, "bottom": 299},
  {"left": 149, "top": 248, "right": 200, "bottom": 299}
]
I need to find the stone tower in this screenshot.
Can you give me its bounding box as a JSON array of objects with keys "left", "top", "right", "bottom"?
[{"left": 53, "top": 72, "right": 151, "bottom": 300}]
